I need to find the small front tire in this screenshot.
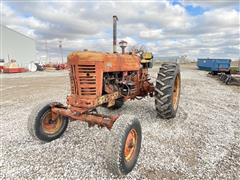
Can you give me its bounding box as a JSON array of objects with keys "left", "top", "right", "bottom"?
[
  {"left": 28, "top": 101, "right": 69, "bottom": 142},
  {"left": 106, "top": 114, "right": 142, "bottom": 176}
]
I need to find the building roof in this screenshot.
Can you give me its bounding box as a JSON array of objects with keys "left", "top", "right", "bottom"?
[{"left": 0, "top": 24, "right": 35, "bottom": 41}]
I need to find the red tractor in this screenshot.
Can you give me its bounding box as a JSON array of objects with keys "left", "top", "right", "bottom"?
[{"left": 28, "top": 16, "right": 181, "bottom": 175}]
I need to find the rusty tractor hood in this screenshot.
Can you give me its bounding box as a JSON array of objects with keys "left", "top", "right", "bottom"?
[{"left": 67, "top": 51, "right": 141, "bottom": 72}]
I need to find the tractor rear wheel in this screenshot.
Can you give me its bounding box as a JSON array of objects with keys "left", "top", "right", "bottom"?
[
  {"left": 106, "top": 115, "right": 142, "bottom": 175},
  {"left": 155, "top": 63, "right": 181, "bottom": 119},
  {"left": 28, "top": 101, "right": 69, "bottom": 142}
]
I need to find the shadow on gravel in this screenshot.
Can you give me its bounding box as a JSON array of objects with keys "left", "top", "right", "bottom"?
[
  {"left": 141, "top": 168, "right": 186, "bottom": 180},
  {"left": 155, "top": 106, "right": 188, "bottom": 125}
]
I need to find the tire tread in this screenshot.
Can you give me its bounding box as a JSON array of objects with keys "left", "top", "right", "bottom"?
[
  {"left": 155, "top": 63, "right": 181, "bottom": 119},
  {"left": 106, "top": 114, "right": 142, "bottom": 176}
]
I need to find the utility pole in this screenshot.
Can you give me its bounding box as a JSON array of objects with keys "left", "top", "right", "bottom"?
[
  {"left": 45, "top": 40, "right": 49, "bottom": 63},
  {"left": 59, "top": 40, "right": 63, "bottom": 64}
]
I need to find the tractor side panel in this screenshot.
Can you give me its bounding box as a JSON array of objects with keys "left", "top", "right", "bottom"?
[
  {"left": 95, "top": 62, "right": 103, "bottom": 96},
  {"left": 103, "top": 54, "right": 141, "bottom": 72}
]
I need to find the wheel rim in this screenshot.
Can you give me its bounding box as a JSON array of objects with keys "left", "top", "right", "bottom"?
[
  {"left": 41, "top": 111, "right": 63, "bottom": 134},
  {"left": 172, "top": 74, "right": 180, "bottom": 110},
  {"left": 124, "top": 129, "right": 138, "bottom": 161}
]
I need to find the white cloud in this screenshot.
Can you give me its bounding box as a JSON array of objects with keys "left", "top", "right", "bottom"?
[
  {"left": 182, "top": 0, "right": 239, "bottom": 8},
  {"left": 198, "top": 9, "right": 239, "bottom": 29},
  {"left": 139, "top": 29, "right": 164, "bottom": 39},
  {"left": 1, "top": 0, "right": 239, "bottom": 60}
]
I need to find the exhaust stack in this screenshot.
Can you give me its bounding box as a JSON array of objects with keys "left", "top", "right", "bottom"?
[{"left": 113, "top": 15, "right": 118, "bottom": 53}]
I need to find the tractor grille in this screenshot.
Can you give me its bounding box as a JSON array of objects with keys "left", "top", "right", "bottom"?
[
  {"left": 78, "top": 65, "right": 96, "bottom": 96},
  {"left": 69, "top": 64, "right": 96, "bottom": 96}
]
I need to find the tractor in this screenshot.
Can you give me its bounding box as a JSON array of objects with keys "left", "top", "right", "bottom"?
[{"left": 28, "top": 16, "right": 181, "bottom": 176}]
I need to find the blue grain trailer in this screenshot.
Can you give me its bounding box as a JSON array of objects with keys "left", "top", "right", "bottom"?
[{"left": 197, "top": 58, "right": 231, "bottom": 74}]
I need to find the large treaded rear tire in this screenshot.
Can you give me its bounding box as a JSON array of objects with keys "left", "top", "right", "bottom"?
[
  {"left": 155, "top": 63, "right": 181, "bottom": 119},
  {"left": 106, "top": 114, "right": 142, "bottom": 176},
  {"left": 28, "top": 101, "right": 69, "bottom": 142}
]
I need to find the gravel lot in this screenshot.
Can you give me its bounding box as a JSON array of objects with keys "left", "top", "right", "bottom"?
[{"left": 1, "top": 64, "right": 239, "bottom": 179}]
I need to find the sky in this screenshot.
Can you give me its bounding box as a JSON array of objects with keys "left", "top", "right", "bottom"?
[{"left": 1, "top": 0, "right": 240, "bottom": 61}]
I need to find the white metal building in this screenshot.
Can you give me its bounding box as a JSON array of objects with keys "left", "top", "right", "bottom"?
[{"left": 0, "top": 25, "right": 36, "bottom": 67}]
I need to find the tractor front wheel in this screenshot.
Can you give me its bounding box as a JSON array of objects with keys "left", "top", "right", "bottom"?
[
  {"left": 155, "top": 63, "right": 181, "bottom": 119},
  {"left": 28, "top": 101, "right": 69, "bottom": 142},
  {"left": 106, "top": 115, "right": 142, "bottom": 175}
]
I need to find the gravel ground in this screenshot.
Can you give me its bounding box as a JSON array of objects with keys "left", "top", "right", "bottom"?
[{"left": 1, "top": 64, "right": 239, "bottom": 179}]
